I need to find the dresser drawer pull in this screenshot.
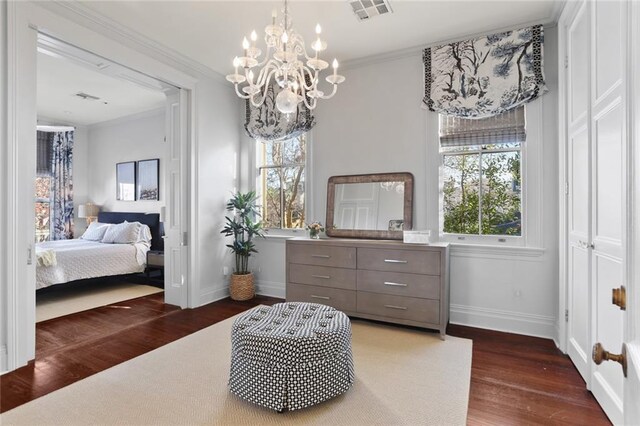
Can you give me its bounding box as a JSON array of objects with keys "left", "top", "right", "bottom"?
[
  {"left": 384, "top": 304, "right": 408, "bottom": 310},
  {"left": 384, "top": 259, "right": 408, "bottom": 264},
  {"left": 384, "top": 281, "right": 408, "bottom": 287},
  {"left": 311, "top": 254, "right": 331, "bottom": 259},
  {"left": 311, "top": 275, "right": 331, "bottom": 279},
  {"left": 311, "top": 295, "right": 331, "bottom": 300}
]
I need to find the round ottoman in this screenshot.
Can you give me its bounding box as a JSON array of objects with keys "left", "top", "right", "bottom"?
[{"left": 229, "top": 302, "right": 354, "bottom": 412}]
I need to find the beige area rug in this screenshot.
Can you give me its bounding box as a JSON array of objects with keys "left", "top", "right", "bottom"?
[
  {"left": 36, "top": 281, "right": 163, "bottom": 322},
  {"left": 2, "top": 315, "right": 472, "bottom": 425}
]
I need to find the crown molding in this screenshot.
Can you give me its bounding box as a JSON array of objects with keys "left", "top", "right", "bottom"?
[{"left": 33, "top": 1, "right": 227, "bottom": 86}]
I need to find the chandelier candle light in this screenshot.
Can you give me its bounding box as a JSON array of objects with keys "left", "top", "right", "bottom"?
[{"left": 226, "top": 0, "right": 345, "bottom": 114}]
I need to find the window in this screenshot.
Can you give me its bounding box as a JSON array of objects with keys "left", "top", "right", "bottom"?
[
  {"left": 257, "top": 134, "right": 307, "bottom": 229},
  {"left": 440, "top": 107, "right": 524, "bottom": 239},
  {"left": 35, "top": 176, "right": 52, "bottom": 242}
]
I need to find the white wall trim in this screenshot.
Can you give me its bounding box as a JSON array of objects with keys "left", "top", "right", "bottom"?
[
  {"left": 86, "top": 107, "right": 164, "bottom": 130},
  {"left": 256, "top": 280, "right": 286, "bottom": 299},
  {"left": 450, "top": 303, "right": 556, "bottom": 339},
  {"left": 197, "top": 286, "right": 229, "bottom": 308},
  {"left": 0, "top": 345, "right": 7, "bottom": 374}
]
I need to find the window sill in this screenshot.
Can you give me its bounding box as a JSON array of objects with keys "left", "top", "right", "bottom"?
[
  {"left": 262, "top": 229, "right": 306, "bottom": 240},
  {"left": 448, "top": 243, "right": 545, "bottom": 260}
]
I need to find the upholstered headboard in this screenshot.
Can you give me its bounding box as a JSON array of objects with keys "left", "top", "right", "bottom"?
[{"left": 97, "top": 212, "right": 163, "bottom": 252}]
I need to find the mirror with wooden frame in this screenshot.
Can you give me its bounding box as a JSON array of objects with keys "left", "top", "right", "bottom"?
[{"left": 326, "top": 172, "right": 414, "bottom": 240}]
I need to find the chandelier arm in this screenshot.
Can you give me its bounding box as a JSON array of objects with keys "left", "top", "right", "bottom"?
[
  {"left": 318, "top": 83, "right": 338, "bottom": 99},
  {"left": 255, "top": 45, "right": 274, "bottom": 68},
  {"left": 297, "top": 67, "right": 316, "bottom": 91},
  {"left": 234, "top": 84, "right": 252, "bottom": 99},
  {"left": 255, "top": 62, "right": 278, "bottom": 88}
]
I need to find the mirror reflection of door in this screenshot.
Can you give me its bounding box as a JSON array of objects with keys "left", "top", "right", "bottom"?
[
  {"left": 334, "top": 182, "right": 379, "bottom": 230},
  {"left": 333, "top": 182, "right": 405, "bottom": 231}
]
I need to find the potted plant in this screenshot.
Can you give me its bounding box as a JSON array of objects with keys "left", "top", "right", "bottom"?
[{"left": 220, "top": 191, "right": 265, "bottom": 301}]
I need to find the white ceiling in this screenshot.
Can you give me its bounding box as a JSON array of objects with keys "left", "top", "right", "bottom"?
[
  {"left": 37, "top": 51, "right": 167, "bottom": 126},
  {"left": 80, "top": 0, "right": 560, "bottom": 76}
]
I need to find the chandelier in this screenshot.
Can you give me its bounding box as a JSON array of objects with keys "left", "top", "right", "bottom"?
[{"left": 226, "top": 0, "right": 345, "bottom": 114}]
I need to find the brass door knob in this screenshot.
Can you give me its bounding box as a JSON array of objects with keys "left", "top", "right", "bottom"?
[
  {"left": 612, "top": 286, "right": 626, "bottom": 310},
  {"left": 592, "top": 342, "right": 628, "bottom": 377}
]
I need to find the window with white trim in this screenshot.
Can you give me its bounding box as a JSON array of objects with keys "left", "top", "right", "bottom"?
[
  {"left": 256, "top": 134, "right": 307, "bottom": 229},
  {"left": 440, "top": 107, "right": 525, "bottom": 241}
]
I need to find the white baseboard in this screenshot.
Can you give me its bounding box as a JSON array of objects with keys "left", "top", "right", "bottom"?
[
  {"left": 197, "top": 286, "right": 229, "bottom": 307},
  {"left": 255, "top": 280, "right": 285, "bottom": 299},
  {"left": 450, "top": 304, "right": 556, "bottom": 339},
  {"left": 0, "top": 345, "right": 8, "bottom": 375}
]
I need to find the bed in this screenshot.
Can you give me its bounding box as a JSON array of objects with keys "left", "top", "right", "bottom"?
[{"left": 36, "top": 212, "right": 163, "bottom": 290}]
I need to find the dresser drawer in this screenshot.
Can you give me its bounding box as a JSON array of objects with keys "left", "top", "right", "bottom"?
[
  {"left": 287, "top": 243, "right": 356, "bottom": 269},
  {"left": 287, "top": 283, "right": 356, "bottom": 312},
  {"left": 357, "top": 292, "right": 440, "bottom": 324},
  {"left": 357, "top": 248, "right": 440, "bottom": 275},
  {"left": 289, "top": 264, "right": 356, "bottom": 290},
  {"left": 357, "top": 270, "right": 440, "bottom": 299}
]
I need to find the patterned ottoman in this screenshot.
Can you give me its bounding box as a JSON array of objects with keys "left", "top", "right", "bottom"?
[{"left": 229, "top": 302, "right": 354, "bottom": 412}]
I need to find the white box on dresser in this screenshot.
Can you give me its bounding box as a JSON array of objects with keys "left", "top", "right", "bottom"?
[{"left": 285, "top": 238, "right": 450, "bottom": 339}]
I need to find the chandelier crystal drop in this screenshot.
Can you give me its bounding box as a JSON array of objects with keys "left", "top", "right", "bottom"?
[{"left": 226, "top": 0, "right": 345, "bottom": 114}]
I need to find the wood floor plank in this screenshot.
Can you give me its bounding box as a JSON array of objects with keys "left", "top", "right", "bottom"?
[{"left": 1, "top": 295, "right": 610, "bottom": 425}]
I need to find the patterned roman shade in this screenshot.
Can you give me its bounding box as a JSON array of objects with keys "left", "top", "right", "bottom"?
[
  {"left": 440, "top": 106, "right": 526, "bottom": 147},
  {"left": 245, "top": 82, "right": 316, "bottom": 142},
  {"left": 424, "top": 25, "right": 547, "bottom": 118}
]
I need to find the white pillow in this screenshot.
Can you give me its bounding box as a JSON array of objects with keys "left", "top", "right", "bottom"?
[
  {"left": 137, "top": 223, "right": 153, "bottom": 244},
  {"left": 102, "top": 221, "right": 140, "bottom": 244},
  {"left": 81, "top": 222, "right": 111, "bottom": 241}
]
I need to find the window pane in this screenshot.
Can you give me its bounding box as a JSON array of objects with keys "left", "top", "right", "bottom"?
[
  {"left": 281, "top": 166, "right": 305, "bottom": 228},
  {"left": 481, "top": 151, "right": 522, "bottom": 235},
  {"left": 35, "top": 202, "right": 51, "bottom": 242},
  {"left": 282, "top": 135, "right": 306, "bottom": 165},
  {"left": 35, "top": 176, "right": 51, "bottom": 200},
  {"left": 443, "top": 154, "right": 480, "bottom": 234},
  {"left": 262, "top": 167, "right": 282, "bottom": 228}
]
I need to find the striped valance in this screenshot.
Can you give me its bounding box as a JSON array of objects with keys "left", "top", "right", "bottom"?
[
  {"left": 440, "top": 106, "right": 525, "bottom": 147},
  {"left": 424, "top": 25, "right": 547, "bottom": 118}
]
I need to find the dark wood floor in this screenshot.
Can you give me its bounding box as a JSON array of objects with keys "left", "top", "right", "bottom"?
[{"left": 1, "top": 294, "right": 610, "bottom": 425}]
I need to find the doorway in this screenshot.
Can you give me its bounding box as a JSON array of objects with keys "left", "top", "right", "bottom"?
[{"left": 4, "top": 1, "right": 194, "bottom": 372}]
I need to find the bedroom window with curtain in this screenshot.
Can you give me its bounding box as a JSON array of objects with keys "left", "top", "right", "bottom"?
[
  {"left": 256, "top": 134, "right": 307, "bottom": 229},
  {"left": 35, "top": 131, "right": 54, "bottom": 242},
  {"left": 440, "top": 106, "right": 524, "bottom": 239},
  {"left": 35, "top": 129, "right": 74, "bottom": 242}
]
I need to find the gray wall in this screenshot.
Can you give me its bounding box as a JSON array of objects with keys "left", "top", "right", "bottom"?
[
  {"left": 86, "top": 109, "right": 165, "bottom": 219},
  {"left": 252, "top": 26, "right": 560, "bottom": 339}
]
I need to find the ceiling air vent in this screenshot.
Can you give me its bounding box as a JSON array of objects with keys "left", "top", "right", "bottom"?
[
  {"left": 349, "top": 0, "right": 393, "bottom": 21},
  {"left": 74, "top": 92, "right": 101, "bottom": 101}
]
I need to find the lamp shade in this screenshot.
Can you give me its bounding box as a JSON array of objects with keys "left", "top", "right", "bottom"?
[
  {"left": 86, "top": 204, "right": 99, "bottom": 217},
  {"left": 78, "top": 203, "right": 99, "bottom": 218}
]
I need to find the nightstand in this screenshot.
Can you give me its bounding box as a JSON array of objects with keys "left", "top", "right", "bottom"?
[{"left": 146, "top": 250, "right": 164, "bottom": 280}]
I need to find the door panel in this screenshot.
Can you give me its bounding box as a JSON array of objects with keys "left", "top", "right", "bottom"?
[
  {"left": 164, "top": 89, "right": 188, "bottom": 308},
  {"left": 566, "top": 0, "right": 591, "bottom": 384},
  {"left": 595, "top": 0, "right": 622, "bottom": 100},
  {"left": 568, "top": 245, "right": 590, "bottom": 379}
]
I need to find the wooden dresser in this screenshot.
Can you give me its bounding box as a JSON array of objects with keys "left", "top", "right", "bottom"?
[{"left": 285, "top": 238, "right": 450, "bottom": 338}]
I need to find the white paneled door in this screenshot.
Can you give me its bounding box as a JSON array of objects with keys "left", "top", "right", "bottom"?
[
  {"left": 561, "top": 1, "right": 635, "bottom": 424},
  {"left": 163, "top": 89, "right": 188, "bottom": 308}
]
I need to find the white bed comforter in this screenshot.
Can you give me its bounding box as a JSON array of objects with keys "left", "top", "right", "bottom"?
[{"left": 36, "top": 239, "right": 150, "bottom": 289}]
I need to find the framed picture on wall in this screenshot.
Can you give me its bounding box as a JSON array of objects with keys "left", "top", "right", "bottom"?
[
  {"left": 137, "top": 158, "right": 160, "bottom": 201},
  {"left": 116, "top": 161, "right": 136, "bottom": 201}
]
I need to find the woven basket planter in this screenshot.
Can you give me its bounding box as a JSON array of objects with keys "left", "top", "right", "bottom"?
[{"left": 229, "top": 273, "right": 255, "bottom": 301}]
